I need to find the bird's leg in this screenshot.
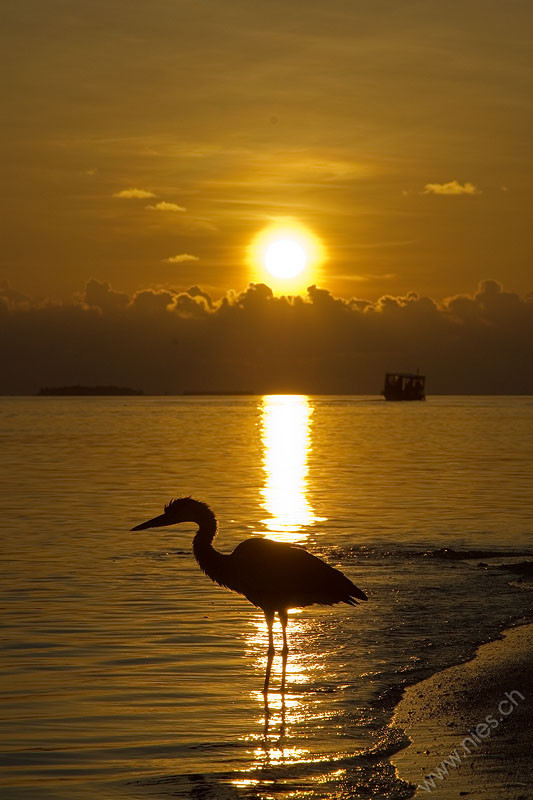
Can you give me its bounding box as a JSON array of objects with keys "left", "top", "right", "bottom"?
[
  {"left": 265, "top": 609, "right": 275, "bottom": 656},
  {"left": 263, "top": 610, "right": 275, "bottom": 695},
  {"left": 279, "top": 609, "right": 289, "bottom": 694},
  {"left": 279, "top": 609, "right": 289, "bottom": 656}
]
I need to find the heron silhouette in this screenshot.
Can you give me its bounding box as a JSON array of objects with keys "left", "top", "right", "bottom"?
[{"left": 131, "top": 497, "right": 367, "bottom": 692}]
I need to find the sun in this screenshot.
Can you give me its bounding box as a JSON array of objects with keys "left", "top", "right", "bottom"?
[
  {"left": 264, "top": 238, "right": 308, "bottom": 279},
  {"left": 249, "top": 221, "right": 324, "bottom": 289}
]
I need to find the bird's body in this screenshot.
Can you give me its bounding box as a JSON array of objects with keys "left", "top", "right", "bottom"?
[
  {"left": 208, "top": 536, "right": 365, "bottom": 612},
  {"left": 132, "top": 497, "right": 367, "bottom": 691}
]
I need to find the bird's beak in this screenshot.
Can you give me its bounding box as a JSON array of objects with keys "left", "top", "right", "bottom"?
[{"left": 131, "top": 513, "right": 169, "bottom": 531}]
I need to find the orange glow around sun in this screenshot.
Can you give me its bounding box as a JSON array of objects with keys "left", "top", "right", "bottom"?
[{"left": 249, "top": 221, "right": 325, "bottom": 291}]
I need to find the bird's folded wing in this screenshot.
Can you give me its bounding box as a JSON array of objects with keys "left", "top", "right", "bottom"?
[{"left": 229, "top": 538, "right": 366, "bottom": 607}]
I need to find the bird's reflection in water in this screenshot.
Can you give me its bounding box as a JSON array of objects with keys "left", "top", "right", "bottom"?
[{"left": 257, "top": 688, "right": 310, "bottom": 773}]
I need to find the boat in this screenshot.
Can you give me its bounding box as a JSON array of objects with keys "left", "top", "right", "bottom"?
[{"left": 381, "top": 372, "right": 426, "bottom": 401}]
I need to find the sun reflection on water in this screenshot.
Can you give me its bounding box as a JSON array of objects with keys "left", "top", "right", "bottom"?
[
  {"left": 232, "top": 396, "right": 334, "bottom": 786},
  {"left": 259, "top": 394, "right": 323, "bottom": 542}
]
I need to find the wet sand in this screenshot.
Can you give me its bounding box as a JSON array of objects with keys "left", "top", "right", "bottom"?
[{"left": 391, "top": 624, "right": 533, "bottom": 799}]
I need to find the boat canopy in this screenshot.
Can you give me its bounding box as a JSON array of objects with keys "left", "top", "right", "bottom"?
[{"left": 382, "top": 372, "right": 426, "bottom": 401}]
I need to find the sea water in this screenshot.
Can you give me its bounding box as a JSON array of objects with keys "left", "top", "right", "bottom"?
[{"left": 1, "top": 395, "right": 532, "bottom": 799}]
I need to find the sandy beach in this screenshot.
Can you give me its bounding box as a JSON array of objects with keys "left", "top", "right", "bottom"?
[{"left": 391, "top": 624, "right": 533, "bottom": 799}]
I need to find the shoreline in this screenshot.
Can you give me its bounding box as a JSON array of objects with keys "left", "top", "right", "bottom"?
[{"left": 390, "top": 623, "right": 533, "bottom": 798}]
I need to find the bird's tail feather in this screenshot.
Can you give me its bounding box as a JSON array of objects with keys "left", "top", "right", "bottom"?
[{"left": 348, "top": 581, "right": 368, "bottom": 602}]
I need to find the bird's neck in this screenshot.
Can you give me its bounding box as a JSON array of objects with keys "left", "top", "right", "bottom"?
[{"left": 191, "top": 504, "right": 226, "bottom": 582}]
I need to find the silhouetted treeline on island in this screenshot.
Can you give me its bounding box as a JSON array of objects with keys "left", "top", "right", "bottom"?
[{"left": 38, "top": 385, "right": 144, "bottom": 396}]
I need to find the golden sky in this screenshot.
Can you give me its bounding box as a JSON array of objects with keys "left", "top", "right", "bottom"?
[{"left": 2, "top": 0, "right": 533, "bottom": 301}]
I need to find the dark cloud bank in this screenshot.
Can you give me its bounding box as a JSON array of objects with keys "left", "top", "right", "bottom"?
[{"left": 1, "top": 279, "right": 532, "bottom": 395}]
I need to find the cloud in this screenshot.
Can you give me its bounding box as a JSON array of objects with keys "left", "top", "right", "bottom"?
[
  {"left": 146, "top": 201, "right": 186, "bottom": 212},
  {"left": 113, "top": 188, "right": 156, "bottom": 199},
  {"left": 186, "top": 285, "right": 214, "bottom": 309},
  {"left": 130, "top": 289, "right": 174, "bottom": 314},
  {"left": 2, "top": 279, "right": 532, "bottom": 395},
  {"left": 163, "top": 254, "right": 199, "bottom": 263},
  {"left": 83, "top": 279, "right": 129, "bottom": 311},
  {"left": 423, "top": 181, "right": 480, "bottom": 196},
  {"left": 0, "top": 281, "right": 30, "bottom": 308}
]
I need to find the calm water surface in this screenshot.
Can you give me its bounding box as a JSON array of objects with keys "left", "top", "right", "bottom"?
[{"left": 1, "top": 396, "right": 532, "bottom": 799}]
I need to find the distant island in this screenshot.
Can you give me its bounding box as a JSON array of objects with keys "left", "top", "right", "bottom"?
[{"left": 38, "top": 385, "right": 144, "bottom": 396}]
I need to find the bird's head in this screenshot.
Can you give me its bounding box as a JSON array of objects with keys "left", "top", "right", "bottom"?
[{"left": 131, "top": 496, "right": 210, "bottom": 531}]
